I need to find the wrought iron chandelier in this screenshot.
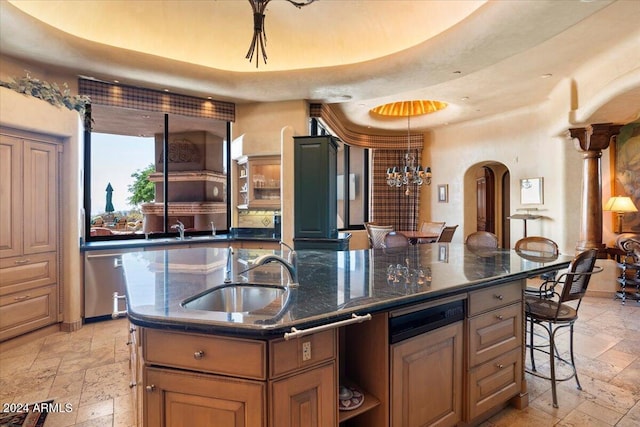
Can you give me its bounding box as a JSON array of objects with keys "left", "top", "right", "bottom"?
[
  {"left": 246, "top": 0, "right": 318, "bottom": 68},
  {"left": 386, "top": 115, "right": 432, "bottom": 196}
]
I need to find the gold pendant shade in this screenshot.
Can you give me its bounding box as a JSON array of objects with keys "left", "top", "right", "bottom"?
[{"left": 370, "top": 100, "right": 447, "bottom": 117}]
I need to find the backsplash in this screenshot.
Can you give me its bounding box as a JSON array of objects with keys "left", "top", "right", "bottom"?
[{"left": 238, "top": 210, "right": 280, "bottom": 229}]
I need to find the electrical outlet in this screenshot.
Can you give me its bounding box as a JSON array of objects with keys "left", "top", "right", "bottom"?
[{"left": 302, "top": 341, "right": 311, "bottom": 361}]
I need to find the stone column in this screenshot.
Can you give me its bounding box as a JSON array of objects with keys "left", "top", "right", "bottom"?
[{"left": 568, "top": 124, "right": 621, "bottom": 253}]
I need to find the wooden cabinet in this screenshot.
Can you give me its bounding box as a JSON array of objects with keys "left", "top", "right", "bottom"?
[
  {"left": 270, "top": 362, "right": 336, "bottom": 427},
  {"left": 294, "top": 136, "right": 338, "bottom": 240},
  {"left": 129, "top": 324, "right": 144, "bottom": 427},
  {"left": 135, "top": 327, "right": 336, "bottom": 427},
  {"left": 391, "top": 321, "right": 463, "bottom": 427},
  {"left": 145, "top": 366, "right": 266, "bottom": 427},
  {"left": 0, "top": 284, "right": 57, "bottom": 341},
  {"left": 268, "top": 330, "right": 337, "bottom": 427},
  {"left": 237, "top": 155, "right": 281, "bottom": 210},
  {"left": 0, "top": 129, "right": 60, "bottom": 341},
  {"left": 466, "top": 281, "right": 523, "bottom": 421}
]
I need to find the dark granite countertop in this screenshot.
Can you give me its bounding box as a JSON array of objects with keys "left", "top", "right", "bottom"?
[
  {"left": 122, "top": 244, "right": 572, "bottom": 338},
  {"left": 81, "top": 233, "right": 278, "bottom": 251}
]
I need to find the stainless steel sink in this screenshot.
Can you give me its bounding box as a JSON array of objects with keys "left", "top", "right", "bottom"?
[{"left": 182, "top": 284, "right": 287, "bottom": 313}]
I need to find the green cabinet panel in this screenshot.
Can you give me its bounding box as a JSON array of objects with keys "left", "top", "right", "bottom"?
[{"left": 294, "top": 136, "right": 338, "bottom": 239}]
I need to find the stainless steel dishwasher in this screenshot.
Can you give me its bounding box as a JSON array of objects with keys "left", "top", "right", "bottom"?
[{"left": 84, "top": 249, "right": 130, "bottom": 321}]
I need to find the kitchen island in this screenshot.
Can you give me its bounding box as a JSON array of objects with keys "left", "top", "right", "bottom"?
[{"left": 122, "top": 244, "right": 571, "bottom": 427}]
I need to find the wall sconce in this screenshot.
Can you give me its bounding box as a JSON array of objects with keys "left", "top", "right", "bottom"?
[{"left": 604, "top": 196, "right": 638, "bottom": 234}]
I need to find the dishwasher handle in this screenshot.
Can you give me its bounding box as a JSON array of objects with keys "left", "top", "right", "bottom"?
[{"left": 112, "top": 292, "right": 128, "bottom": 319}]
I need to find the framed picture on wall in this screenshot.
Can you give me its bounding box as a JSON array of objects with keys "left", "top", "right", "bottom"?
[
  {"left": 437, "top": 184, "right": 448, "bottom": 203},
  {"left": 520, "top": 177, "right": 543, "bottom": 205},
  {"left": 611, "top": 123, "right": 640, "bottom": 232}
]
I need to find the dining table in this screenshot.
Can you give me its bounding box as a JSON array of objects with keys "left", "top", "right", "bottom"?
[{"left": 397, "top": 230, "right": 440, "bottom": 245}]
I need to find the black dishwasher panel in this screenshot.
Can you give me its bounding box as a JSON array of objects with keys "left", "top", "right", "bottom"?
[{"left": 389, "top": 300, "right": 465, "bottom": 344}]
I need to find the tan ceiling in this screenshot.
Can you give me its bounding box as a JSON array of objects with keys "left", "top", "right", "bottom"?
[{"left": 2, "top": 0, "right": 639, "bottom": 135}]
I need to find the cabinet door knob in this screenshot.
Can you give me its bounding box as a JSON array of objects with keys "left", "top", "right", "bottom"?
[
  {"left": 495, "top": 315, "right": 503, "bottom": 320},
  {"left": 193, "top": 351, "right": 205, "bottom": 360},
  {"left": 129, "top": 382, "right": 137, "bottom": 389},
  {"left": 494, "top": 294, "right": 504, "bottom": 300},
  {"left": 496, "top": 364, "right": 504, "bottom": 369},
  {"left": 145, "top": 385, "right": 156, "bottom": 392}
]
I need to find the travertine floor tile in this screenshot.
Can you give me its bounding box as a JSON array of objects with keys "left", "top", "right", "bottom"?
[{"left": 1, "top": 296, "right": 638, "bottom": 427}]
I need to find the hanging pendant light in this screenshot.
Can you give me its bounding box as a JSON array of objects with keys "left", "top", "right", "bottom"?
[
  {"left": 245, "top": 0, "right": 318, "bottom": 68},
  {"left": 385, "top": 115, "right": 432, "bottom": 196},
  {"left": 371, "top": 100, "right": 447, "bottom": 195}
]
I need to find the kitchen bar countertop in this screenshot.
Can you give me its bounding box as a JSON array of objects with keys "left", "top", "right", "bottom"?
[
  {"left": 122, "top": 244, "right": 572, "bottom": 338},
  {"left": 81, "top": 232, "right": 278, "bottom": 251}
]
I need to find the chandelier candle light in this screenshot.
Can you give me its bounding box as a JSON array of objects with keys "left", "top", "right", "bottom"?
[{"left": 386, "top": 115, "right": 432, "bottom": 195}]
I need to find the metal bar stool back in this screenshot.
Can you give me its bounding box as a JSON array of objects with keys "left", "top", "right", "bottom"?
[{"left": 525, "top": 248, "right": 602, "bottom": 408}]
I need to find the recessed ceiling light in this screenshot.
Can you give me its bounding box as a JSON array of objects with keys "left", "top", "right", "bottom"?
[
  {"left": 541, "top": 73, "right": 553, "bottom": 79},
  {"left": 461, "top": 97, "right": 469, "bottom": 101},
  {"left": 113, "top": 80, "right": 119, "bottom": 83},
  {"left": 163, "top": 89, "right": 170, "bottom": 92}
]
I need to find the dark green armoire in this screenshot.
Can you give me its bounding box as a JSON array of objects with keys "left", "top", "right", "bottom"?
[{"left": 294, "top": 136, "right": 348, "bottom": 249}]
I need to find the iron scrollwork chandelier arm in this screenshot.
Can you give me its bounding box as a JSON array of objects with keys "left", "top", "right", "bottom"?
[{"left": 246, "top": 0, "right": 318, "bottom": 68}]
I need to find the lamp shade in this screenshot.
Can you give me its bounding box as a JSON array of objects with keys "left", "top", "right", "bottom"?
[{"left": 604, "top": 196, "right": 638, "bottom": 213}]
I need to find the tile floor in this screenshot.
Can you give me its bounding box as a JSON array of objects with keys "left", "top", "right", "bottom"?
[{"left": 0, "top": 296, "right": 639, "bottom": 426}]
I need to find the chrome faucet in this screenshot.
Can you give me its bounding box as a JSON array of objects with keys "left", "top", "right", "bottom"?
[
  {"left": 224, "top": 246, "right": 233, "bottom": 283},
  {"left": 171, "top": 220, "right": 185, "bottom": 240},
  {"left": 253, "top": 242, "right": 299, "bottom": 287}
]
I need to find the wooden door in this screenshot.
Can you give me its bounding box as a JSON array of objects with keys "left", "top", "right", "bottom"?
[
  {"left": 23, "top": 140, "right": 58, "bottom": 254},
  {"left": 476, "top": 167, "right": 495, "bottom": 233},
  {"left": 144, "top": 367, "right": 265, "bottom": 427},
  {"left": 391, "top": 322, "right": 463, "bottom": 427},
  {"left": 270, "top": 362, "right": 336, "bottom": 427},
  {"left": 0, "top": 134, "right": 23, "bottom": 258}
]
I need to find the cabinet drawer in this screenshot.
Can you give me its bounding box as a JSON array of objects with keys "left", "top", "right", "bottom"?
[
  {"left": 467, "top": 348, "right": 522, "bottom": 420},
  {"left": 0, "top": 284, "right": 57, "bottom": 341},
  {"left": 269, "top": 329, "right": 336, "bottom": 378},
  {"left": 468, "top": 281, "right": 522, "bottom": 316},
  {"left": 0, "top": 252, "right": 57, "bottom": 296},
  {"left": 468, "top": 302, "right": 522, "bottom": 367},
  {"left": 143, "top": 329, "right": 266, "bottom": 380}
]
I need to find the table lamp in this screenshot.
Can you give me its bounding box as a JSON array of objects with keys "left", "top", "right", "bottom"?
[{"left": 604, "top": 196, "right": 638, "bottom": 234}]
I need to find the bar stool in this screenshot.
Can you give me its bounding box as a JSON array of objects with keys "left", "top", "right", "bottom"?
[{"left": 525, "top": 248, "right": 602, "bottom": 408}]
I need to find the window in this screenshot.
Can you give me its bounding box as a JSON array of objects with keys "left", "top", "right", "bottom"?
[
  {"left": 311, "top": 119, "right": 369, "bottom": 230},
  {"left": 85, "top": 106, "right": 230, "bottom": 241}
]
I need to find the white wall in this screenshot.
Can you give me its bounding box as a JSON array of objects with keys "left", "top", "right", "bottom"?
[{"left": 420, "top": 35, "right": 640, "bottom": 255}]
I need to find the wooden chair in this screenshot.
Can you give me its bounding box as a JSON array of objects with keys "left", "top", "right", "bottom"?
[
  {"left": 465, "top": 231, "right": 498, "bottom": 248},
  {"left": 383, "top": 231, "right": 410, "bottom": 249},
  {"left": 515, "top": 236, "right": 560, "bottom": 297},
  {"left": 437, "top": 225, "right": 458, "bottom": 243},
  {"left": 365, "top": 222, "right": 394, "bottom": 249},
  {"left": 417, "top": 221, "right": 445, "bottom": 243},
  {"left": 525, "top": 248, "right": 602, "bottom": 408}
]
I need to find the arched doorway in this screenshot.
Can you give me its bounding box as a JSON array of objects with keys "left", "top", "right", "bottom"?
[{"left": 463, "top": 162, "right": 510, "bottom": 248}]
